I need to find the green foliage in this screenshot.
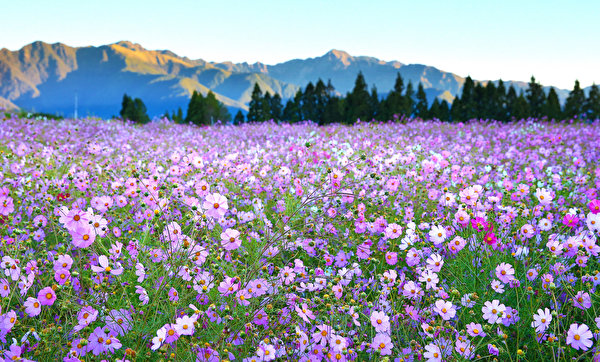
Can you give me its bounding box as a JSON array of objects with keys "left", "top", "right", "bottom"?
[
  {"left": 415, "top": 83, "right": 428, "bottom": 118},
  {"left": 344, "top": 71, "right": 372, "bottom": 123},
  {"left": 247, "top": 83, "right": 263, "bottom": 123},
  {"left": 543, "top": 87, "right": 563, "bottom": 120},
  {"left": 526, "top": 76, "right": 546, "bottom": 117},
  {"left": 184, "top": 90, "right": 230, "bottom": 125},
  {"left": 233, "top": 110, "right": 245, "bottom": 125},
  {"left": 564, "top": 80, "right": 586, "bottom": 118},
  {"left": 120, "top": 93, "right": 150, "bottom": 124},
  {"left": 585, "top": 83, "right": 600, "bottom": 119}
]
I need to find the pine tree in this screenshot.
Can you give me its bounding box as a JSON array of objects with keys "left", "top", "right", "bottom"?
[
  {"left": 302, "top": 82, "right": 317, "bottom": 121},
  {"left": 495, "top": 80, "right": 508, "bottom": 121},
  {"left": 119, "top": 94, "right": 149, "bottom": 124},
  {"left": 233, "top": 110, "right": 245, "bottom": 125},
  {"left": 175, "top": 107, "right": 184, "bottom": 123},
  {"left": 511, "top": 92, "right": 530, "bottom": 120},
  {"left": 543, "top": 87, "right": 562, "bottom": 120},
  {"left": 585, "top": 83, "right": 600, "bottom": 120},
  {"left": 505, "top": 86, "right": 518, "bottom": 121},
  {"left": 132, "top": 98, "right": 150, "bottom": 124},
  {"left": 283, "top": 89, "right": 303, "bottom": 123},
  {"left": 450, "top": 96, "right": 462, "bottom": 122},
  {"left": 314, "top": 79, "right": 327, "bottom": 123},
  {"left": 270, "top": 93, "right": 283, "bottom": 121},
  {"left": 322, "top": 80, "right": 341, "bottom": 124},
  {"left": 403, "top": 81, "right": 415, "bottom": 118},
  {"left": 247, "top": 83, "right": 263, "bottom": 123},
  {"left": 564, "top": 80, "right": 586, "bottom": 119},
  {"left": 382, "top": 73, "right": 405, "bottom": 121},
  {"left": 428, "top": 99, "right": 440, "bottom": 120},
  {"left": 185, "top": 91, "right": 204, "bottom": 125},
  {"left": 345, "top": 72, "right": 371, "bottom": 123},
  {"left": 369, "top": 86, "right": 379, "bottom": 121},
  {"left": 473, "top": 83, "right": 485, "bottom": 118},
  {"left": 460, "top": 76, "right": 476, "bottom": 120},
  {"left": 262, "top": 92, "right": 272, "bottom": 121},
  {"left": 415, "top": 83, "right": 428, "bottom": 119},
  {"left": 526, "top": 76, "right": 546, "bottom": 118},
  {"left": 120, "top": 94, "right": 133, "bottom": 119},
  {"left": 439, "top": 100, "right": 450, "bottom": 122},
  {"left": 483, "top": 82, "right": 497, "bottom": 119}
]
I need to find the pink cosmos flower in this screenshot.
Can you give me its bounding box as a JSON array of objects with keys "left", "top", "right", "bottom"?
[
  {"left": 311, "top": 324, "right": 334, "bottom": 346},
  {"left": 466, "top": 322, "right": 486, "bottom": 337},
  {"left": 220, "top": 228, "right": 241, "bottom": 250},
  {"left": 482, "top": 300, "right": 505, "bottom": 324},
  {"left": 433, "top": 300, "right": 456, "bottom": 321},
  {"left": 295, "top": 303, "right": 316, "bottom": 323},
  {"left": 235, "top": 289, "right": 251, "bottom": 306},
  {"left": 0, "top": 279, "right": 9, "bottom": 298},
  {"left": 59, "top": 208, "right": 90, "bottom": 231},
  {"left": 175, "top": 315, "right": 196, "bottom": 336},
  {"left": 168, "top": 287, "right": 179, "bottom": 302},
  {"left": 91, "top": 255, "right": 123, "bottom": 276},
  {"left": 24, "top": 297, "right": 41, "bottom": 317},
  {"left": 423, "top": 343, "right": 443, "bottom": 362},
  {"left": 70, "top": 225, "right": 95, "bottom": 248},
  {"left": 370, "top": 310, "right": 390, "bottom": 333},
  {"left": 426, "top": 253, "right": 444, "bottom": 272},
  {"left": 531, "top": 308, "right": 552, "bottom": 333},
  {"left": 372, "top": 333, "right": 394, "bottom": 355},
  {"left": 54, "top": 268, "right": 71, "bottom": 285},
  {"left": 566, "top": 323, "right": 593, "bottom": 351},
  {"left": 203, "top": 193, "right": 228, "bottom": 219},
  {"left": 0, "top": 197, "right": 14, "bottom": 216},
  {"left": 572, "top": 291, "right": 592, "bottom": 310},
  {"left": 384, "top": 251, "right": 398, "bottom": 265},
  {"left": 495, "top": 262, "right": 515, "bottom": 283},
  {"left": 37, "top": 287, "right": 56, "bottom": 306},
  {"left": 88, "top": 327, "right": 108, "bottom": 356},
  {"left": 384, "top": 223, "right": 402, "bottom": 239}
]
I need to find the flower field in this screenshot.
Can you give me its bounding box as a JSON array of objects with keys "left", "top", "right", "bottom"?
[{"left": 1, "top": 114, "right": 599, "bottom": 361}]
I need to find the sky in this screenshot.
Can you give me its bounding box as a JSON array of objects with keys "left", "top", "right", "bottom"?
[{"left": 2, "top": 0, "right": 599, "bottom": 89}]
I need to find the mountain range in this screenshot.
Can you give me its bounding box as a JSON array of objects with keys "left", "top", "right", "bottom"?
[{"left": 0, "top": 41, "right": 587, "bottom": 118}]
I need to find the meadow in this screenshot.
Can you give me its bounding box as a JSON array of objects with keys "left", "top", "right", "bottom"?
[{"left": 0, "top": 113, "right": 599, "bottom": 361}]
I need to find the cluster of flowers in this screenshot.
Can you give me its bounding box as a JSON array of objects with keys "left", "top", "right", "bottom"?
[{"left": 0, "top": 114, "right": 599, "bottom": 361}]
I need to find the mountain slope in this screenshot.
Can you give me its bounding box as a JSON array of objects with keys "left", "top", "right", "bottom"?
[{"left": 0, "top": 41, "right": 590, "bottom": 118}]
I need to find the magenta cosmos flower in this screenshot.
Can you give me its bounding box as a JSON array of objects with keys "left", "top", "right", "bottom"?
[
  {"left": 484, "top": 232, "right": 497, "bottom": 245},
  {"left": 203, "top": 193, "right": 228, "bottom": 219},
  {"left": 588, "top": 199, "right": 600, "bottom": 214},
  {"left": 220, "top": 228, "right": 241, "bottom": 250}
]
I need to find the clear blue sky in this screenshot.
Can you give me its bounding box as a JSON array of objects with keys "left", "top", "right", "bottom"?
[{"left": 2, "top": 0, "right": 599, "bottom": 89}]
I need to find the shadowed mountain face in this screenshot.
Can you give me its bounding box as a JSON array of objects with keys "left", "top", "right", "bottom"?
[{"left": 0, "top": 41, "right": 579, "bottom": 118}]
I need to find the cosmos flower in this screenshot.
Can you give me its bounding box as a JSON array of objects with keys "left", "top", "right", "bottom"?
[{"left": 566, "top": 323, "right": 593, "bottom": 351}]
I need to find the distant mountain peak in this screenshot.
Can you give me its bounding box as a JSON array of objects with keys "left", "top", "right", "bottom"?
[
  {"left": 325, "top": 49, "right": 353, "bottom": 66},
  {"left": 113, "top": 41, "right": 146, "bottom": 52}
]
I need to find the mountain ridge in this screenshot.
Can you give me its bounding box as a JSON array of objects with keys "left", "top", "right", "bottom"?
[{"left": 0, "top": 41, "right": 588, "bottom": 118}]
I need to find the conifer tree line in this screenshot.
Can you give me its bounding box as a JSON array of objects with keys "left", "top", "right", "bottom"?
[
  {"left": 164, "top": 90, "right": 231, "bottom": 125},
  {"left": 121, "top": 74, "right": 600, "bottom": 124},
  {"left": 241, "top": 73, "right": 600, "bottom": 124}
]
